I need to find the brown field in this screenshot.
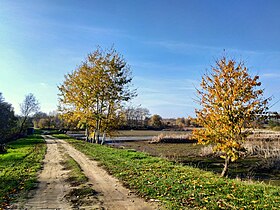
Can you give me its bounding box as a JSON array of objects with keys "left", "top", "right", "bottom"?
[
  {"left": 110, "top": 129, "right": 280, "bottom": 186},
  {"left": 115, "top": 130, "right": 191, "bottom": 137}
]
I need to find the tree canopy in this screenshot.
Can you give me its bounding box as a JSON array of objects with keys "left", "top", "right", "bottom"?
[
  {"left": 193, "top": 57, "right": 269, "bottom": 177},
  {"left": 149, "top": 114, "right": 163, "bottom": 129},
  {"left": 0, "top": 93, "right": 16, "bottom": 153},
  {"left": 19, "top": 93, "right": 40, "bottom": 135},
  {"left": 58, "top": 46, "right": 136, "bottom": 143}
]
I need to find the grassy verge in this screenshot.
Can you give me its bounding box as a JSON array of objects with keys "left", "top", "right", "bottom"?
[
  {"left": 60, "top": 153, "right": 88, "bottom": 186},
  {"left": 0, "top": 135, "right": 46, "bottom": 209},
  {"left": 53, "top": 133, "right": 71, "bottom": 139},
  {"left": 54, "top": 134, "right": 280, "bottom": 209}
]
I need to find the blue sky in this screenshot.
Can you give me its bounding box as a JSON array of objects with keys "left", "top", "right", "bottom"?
[{"left": 0, "top": 0, "right": 280, "bottom": 118}]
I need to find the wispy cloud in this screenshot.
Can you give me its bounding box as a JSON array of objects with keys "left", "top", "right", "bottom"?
[
  {"left": 135, "top": 76, "right": 198, "bottom": 92},
  {"left": 131, "top": 60, "right": 196, "bottom": 72},
  {"left": 261, "top": 73, "right": 280, "bottom": 78},
  {"left": 145, "top": 40, "right": 221, "bottom": 52},
  {"left": 0, "top": 2, "right": 134, "bottom": 43},
  {"left": 40, "top": 82, "right": 48, "bottom": 87},
  {"left": 144, "top": 39, "right": 280, "bottom": 57},
  {"left": 133, "top": 76, "right": 198, "bottom": 110},
  {"left": 74, "top": 25, "right": 134, "bottom": 39}
]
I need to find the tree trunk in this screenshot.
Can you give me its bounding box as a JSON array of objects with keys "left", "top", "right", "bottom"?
[
  {"left": 93, "top": 129, "right": 96, "bottom": 143},
  {"left": 221, "top": 156, "right": 230, "bottom": 177},
  {"left": 96, "top": 117, "right": 102, "bottom": 144},
  {"left": 94, "top": 128, "right": 100, "bottom": 144},
  {"left": 19, "top": 117, "right": 27, "bottom": 136},
  {"left": 85, "top": 126, "right": 89, "bottom": 142},
  {"left": 101, "top": 132, "right": 106, "bottom": 145},
  {"left": 96, "top": 130, "right": 100, "bottom": 144}
]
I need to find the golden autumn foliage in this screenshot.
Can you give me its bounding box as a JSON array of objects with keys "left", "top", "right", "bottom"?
[
  {"left": 193, "top": 57, "right": 269, "bottom": 176},
  {"left": 58, "top": 47, "right": 136, "bottom": 143}
]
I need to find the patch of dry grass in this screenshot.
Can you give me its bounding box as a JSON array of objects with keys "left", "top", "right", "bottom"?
[
  {"left": 149, "top": 133, "right": 195, "bottom": 143},
  {"left": 243, "top": 140, "right": 280, "bottom": 158},
  {"left": 199, "top": 145, "right": 214, "bottom": 156}
]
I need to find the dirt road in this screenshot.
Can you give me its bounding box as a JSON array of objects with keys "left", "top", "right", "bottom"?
[{"left": 17, "top": 135, "right": 158, "bottom": 210}]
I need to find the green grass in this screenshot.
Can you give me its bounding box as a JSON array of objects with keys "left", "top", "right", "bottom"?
[
  {"left": 33, "top": 128, "right": 43, "bottom": 135},
  {"left": 113, "top": 140, "right": 280, "bottom": 184},
  {"left": 0, "top": 135, "right": 46, "bottom": 209},
  {"left": 61, "top": 153, "right": 88, "bottom": 186},
  {"left": 52, "top": 133, "right": 71, "bottom": 139},
  {"left": 54, "top": 134, "right": 280, "bottom": 209}
]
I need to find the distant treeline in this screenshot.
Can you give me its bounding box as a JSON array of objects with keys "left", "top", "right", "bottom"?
[{"left": 32, "top": 106, "right": 199, "bottom": 131}]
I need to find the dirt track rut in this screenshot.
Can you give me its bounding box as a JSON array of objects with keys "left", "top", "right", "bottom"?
[{"left": 22, "top": 136, "right": 72, "bottom": 210}]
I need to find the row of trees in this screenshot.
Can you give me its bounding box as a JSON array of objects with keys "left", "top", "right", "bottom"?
[
  {"left": 28, "top": 104, "right": 196, "bottom": 132},
  {"left": 31, "top": 108, "right": 161, "bottom": 131},
  {"left": 122, "top": 106, "right": 166, "bottom": 129},
  {"left": 0, "top": 93, "right": 40, "bottom": 153},
  {"left": 32, "top": 111, "right": 65, "bottom": 130},
  {"left": 122, "top": 106, "right": 150, "bottom": 129}
]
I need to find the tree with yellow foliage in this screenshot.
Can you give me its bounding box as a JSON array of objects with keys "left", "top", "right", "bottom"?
[
  {"left": 193, "top": 57, "right": 269, "bottom": 177},
  {"left": 58, "top": 47, "right": 136, "bottom": 143}
]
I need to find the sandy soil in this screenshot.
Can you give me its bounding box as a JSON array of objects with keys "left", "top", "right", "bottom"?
[{"left": 15, "top": 135, "right": 159, "bottom": 210}]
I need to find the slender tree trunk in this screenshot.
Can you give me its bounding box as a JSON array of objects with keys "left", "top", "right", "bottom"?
[
  {"left": 85, "top": 125, "right": 89, "bottom": 142},
  {"left": 96, "top": 129, "right": 100, "bottom": 144},
  {"left": 19, "top": 116, "right": 27, "bottom": 136},
  {"left": 95, "top": 120, "right": 99, "bottom": 144},
  {"left": 93, "top": 129, "right": 97, "bottom": 143},
  {"left": 101, "top": 104, "right": 111, "bottom": 145},
  {"left": 101, "top": 132, "right": 106, "bottom": 145},
  {"left": 95, "top": 97, "right": 100, "bottom": 144},
  {"left": 221, "top": 156, "right": 230, "bottom": 177},
  {"left": 95, "top": 119, "right": 100, "bottom": 144}
]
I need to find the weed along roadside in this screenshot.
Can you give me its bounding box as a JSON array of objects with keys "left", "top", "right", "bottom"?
[
  {"left": 52, "top": 134, "right": 280, "bottom": 209},
  {"left": 0, "top": 134, "right": 46, "bottom": 209}
]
